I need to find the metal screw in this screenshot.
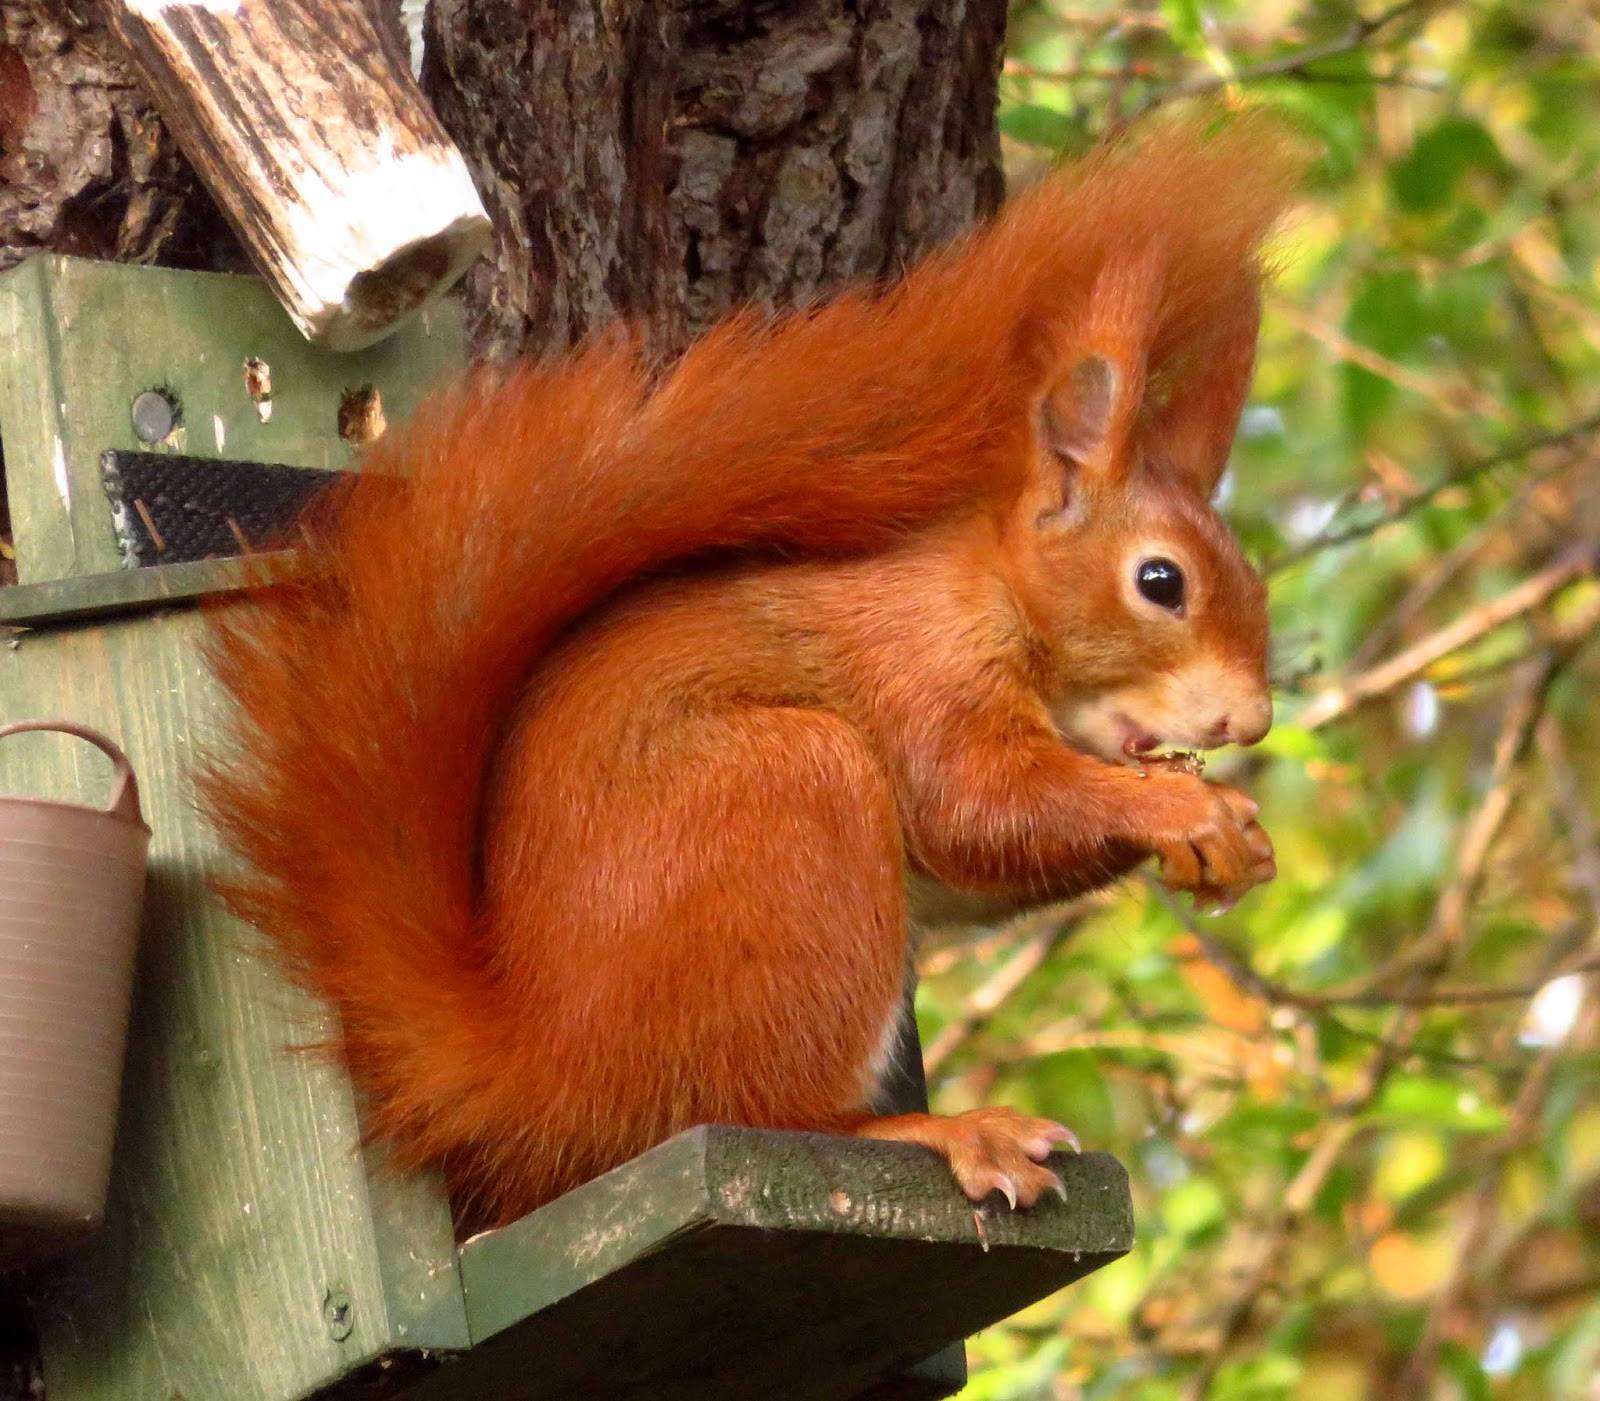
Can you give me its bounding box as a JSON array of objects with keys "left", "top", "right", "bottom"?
[
  {"left": 322, "top": 1286, "right": 354, "bottom": 1342},
  {"left": 131, "top": 389, "right": 179, "bottom": 444}
]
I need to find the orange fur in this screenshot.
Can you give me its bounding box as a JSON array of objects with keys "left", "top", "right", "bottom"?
[{"left": 199, "top": 112, "right": 1300, "bottom": 1224}]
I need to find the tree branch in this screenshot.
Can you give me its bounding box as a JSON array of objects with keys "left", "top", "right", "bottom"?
[
  {"left": 922, "top": 917, "right": 1079, "bottom": 1077},
  {"left": 1004, "top": 60, "right": 1440, "bottom": 91},
  {"left": 1295, "top": 547, "right": 1595, "bottom": 730},
  {"left": 1268, "top": 298, "right": 1507, "bottom": 422},
  {"left": 1161, "top": 890, "right": 1600, "bottom": 1010},
  {"left": 1135, "top": 0, "right": 1441, "bottom": 118},
  {"left": 1537, "top": 716, "right": 1600, "bottom": 925},
  {"left": 1180, "top": 656, "right": 1562, "bottom": 1397}
]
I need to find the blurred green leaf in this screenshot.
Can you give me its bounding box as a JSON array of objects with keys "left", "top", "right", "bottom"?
[
  {"left": 1161, "top": 0, "right": 1206, "bottom": 54},
  {"left": 1209, "top": 1352, "right": 1303, "bottom": 1401},
  {"left": 1391, "top": 117, "right": 1506, "bottom": 213},
  {"left": 1162, "top": 1177, "right": 1226, "bottom": 1242},
  {"left": 999, "top": 102, "right": 1076, "bottom": 150},
  {"left": 1013, "top": 1050, "right": 1119, "bottom": 1140},
  {"left": 1254, "top": 76, "right": 1372, "bottom": 183},
  {"left": 957, "top": 4, "right": 1600, "bottom": 1396},
  {"left": 1366, "top": 1076, "right": 1508, "bottom": 1133},
  {"left": 1252, "top": 724, "right": 1334, "bottom": 764},
  {"left": 1342, "top": 268, "right": 1427, "bottom": 434},
  {"left": 1436, "top": 1341, "right": 1492, "bottom": 1401}
]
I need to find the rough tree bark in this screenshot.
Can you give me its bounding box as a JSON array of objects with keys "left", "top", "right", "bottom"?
[
  {"left": 1, "top": 0, "right": 1007, "bottom": 353},
  {"left": 0, "top": 0, "right": 241, "bottom": 273},
  {"left": 423, "top": 0, "right": 1008, "bottom": 359}
]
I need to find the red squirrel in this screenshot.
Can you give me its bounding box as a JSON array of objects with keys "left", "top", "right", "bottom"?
[{"left": 200, "top": 113, "right": 1297, "bottom": 1225}]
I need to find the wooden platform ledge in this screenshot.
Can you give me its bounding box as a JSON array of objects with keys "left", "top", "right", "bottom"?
[{"left": 392, "top": 1127, "right": 1132, "bottom": 1401}]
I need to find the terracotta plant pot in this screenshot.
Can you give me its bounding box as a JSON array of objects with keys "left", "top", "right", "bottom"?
[{"left": 0, "top": 721, "right": 151, "bottom": 1267}]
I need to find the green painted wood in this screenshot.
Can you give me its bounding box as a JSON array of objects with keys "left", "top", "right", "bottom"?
[
  {"left": 0, "top": 255, "right": 464, "bottom": 586},
  {"left": 0, "top": 556, "right": 293, "bottom": 627},
  {"left": 0, "top": 610, "right": 471, "bottom": 1400},
  {"left": 0, "top": 259, "right": 66, "bottom": 584},
  {"left": 0, "top": 255, "right": 471, "bottom": 1400},
  {"left": 413, "top": 1127, "right": 1131, "bottom": 1401}
]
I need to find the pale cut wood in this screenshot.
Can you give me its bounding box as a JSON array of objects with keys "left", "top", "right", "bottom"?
[{"left": 103, "top": 0, "right": 490, "bottom": 349}]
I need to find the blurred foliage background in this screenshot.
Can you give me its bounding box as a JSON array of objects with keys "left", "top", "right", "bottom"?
[{"left": 918, "top": 2, "right": 1600, "bottom": 1397}]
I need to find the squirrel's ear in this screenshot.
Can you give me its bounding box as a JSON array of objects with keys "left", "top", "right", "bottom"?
[
  {"left": 1143, "top": 275, "right": 1261, "bottom": 498},
  {"left": 1036, "top": 248, "right": 1161, "bottom": 486},
  {"left": 1040, "top": 354, "right": 1119, "bottom": 472}
]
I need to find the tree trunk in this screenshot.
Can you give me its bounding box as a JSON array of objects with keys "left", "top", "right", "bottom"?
[
  {"left": 422, "top": 0, "right": 1008, "bottom": 360},
  {"left": 0, "top": 0, "right": 242, "bottom": 273}
]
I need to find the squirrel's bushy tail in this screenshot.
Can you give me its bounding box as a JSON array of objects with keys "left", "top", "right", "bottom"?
[{"left": 198, "top": 111, "right": 1298, "bottom": 1207}]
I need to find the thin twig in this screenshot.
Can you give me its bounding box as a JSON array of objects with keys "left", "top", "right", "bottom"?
[
  {"left": 1181, "top": 1096, "right": 1373, "bottom": 1398},
  {"left": 1344, "top": 463, "right": 1564, "bottom": 670},
  {"left": 988, "top": 1025, "right": 1243, "bottom": 1076},
  {"left": 1262, "top": 68, "right": 1443, "bottom": 89},
  {"left": 1156, "top": 879, "right": 1600, "bottom": 1010},
  {"left": 1004, "top": 59, "right": 1439, "bottom": 90},
  {"left": 917, "top": 892, "right": 1108, "bottom": 970},
  {"left": 1050, "top": 7, "right": 1167, "bottom": 30},
  {"left": 1135, "top": 0, "right": 1439, "bottom": 119},
  {"left": 132, "top": 498, "right": 167, "bottom": 554},
  {"left": 1270, "top": 298, "right": 1505, "bottom": 421},
  {"left": 1266, "top": 410, "right": 1600, "bottom": 575},
  {"left": 1004, "top": 60, "right": 1160, "bottom": 82},
  {"left": 1425, "top": 654, "right": 1559, "bottom": 953},
  {"left": 1537, "top": 717, "right": 1600, "bottom": 924},
  {"left": 1183, "top": 659, "right": 1561, "bottom": 1398},
  {"left": 1295, "top": 548, "right": 1593, "bottom": 730},
  {"left": 923, "top": 920, "right": 1077, "bottom": 1076},
  {"left": 1168, "top": 921, "right": 1600, "bottom": 1014},
  {"left": 1398, "top": 1036, "right": 1567, "bottom": 1392},
  {"left": 1333, "top": 653, "right": 1565, "bottom": 999}
]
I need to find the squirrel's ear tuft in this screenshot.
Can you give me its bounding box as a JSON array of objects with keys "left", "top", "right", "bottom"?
[{"left": 1142, "top": 273, "right": 1262, "bottom": 498}]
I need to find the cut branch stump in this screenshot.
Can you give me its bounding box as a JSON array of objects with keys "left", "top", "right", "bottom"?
[{"left": 102, "top": 0, "right": 490, "bottom": 349}]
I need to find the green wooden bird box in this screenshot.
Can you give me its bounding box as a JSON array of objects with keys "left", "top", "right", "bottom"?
[{"left": 0, "top": 255, "right": 1133, "bottom": 1401}]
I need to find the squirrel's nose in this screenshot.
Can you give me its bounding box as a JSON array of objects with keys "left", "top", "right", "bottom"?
[
  {"left": 1208, "top": 696, "right": 1273, "bottom": 748},
  {"left": 1231, "top": 695, "right": 1273, "bottom": 747}
]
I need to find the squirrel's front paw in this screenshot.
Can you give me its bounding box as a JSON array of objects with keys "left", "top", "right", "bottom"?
[
  {"left": 1135, "top": 778, "right": 1276, "bottom": 905},
  {"left": 1188, "top": 814, "right": 1275, "bottom": 911}
]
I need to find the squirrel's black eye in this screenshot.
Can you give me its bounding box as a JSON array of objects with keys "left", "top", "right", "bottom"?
[{"left": 1136, "top": 558, "right": 1186, "bottom": 612}]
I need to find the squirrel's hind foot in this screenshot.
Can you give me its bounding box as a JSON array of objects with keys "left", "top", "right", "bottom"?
[{"left": 850, "top": 1107, "right": 1079, "bottom": 1209}]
